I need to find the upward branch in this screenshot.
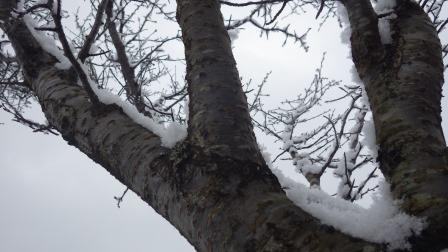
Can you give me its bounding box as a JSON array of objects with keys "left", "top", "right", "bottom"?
[
  {"left": 176, "top": 0, "right": 262, "bottom": 163},
  {"left": 105, "top": 0, "right": 147, "bottom": 116},
  {"left": 342, "top": 0, "right": 448, "bottom": 249},
  {"left": 340, "top": 0, "right": 385, "bottom": 78}
]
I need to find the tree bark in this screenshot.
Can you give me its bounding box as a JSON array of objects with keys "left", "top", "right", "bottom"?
[
  {"left": 2, "top": 0, "right": 447, "bottom": 250},
  {"left": 0, "top": 1, "right": 383, "bottom": 251},
  {"left": 176, "top": 0, "right": 263, "bottom": 164},
  {"left": 343, "top": 0, "right": 448, "bottom": 249}
]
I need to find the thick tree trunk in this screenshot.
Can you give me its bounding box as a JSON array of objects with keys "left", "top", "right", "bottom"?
[
  {"left": 0, "top": 1, "right": 381, "bottom": 251},
  {"left": 2, "top": 0, "right": 447, "bottom": 250},
  {"left": 343, "top": 0, "right": 448, "bottom": 250}
]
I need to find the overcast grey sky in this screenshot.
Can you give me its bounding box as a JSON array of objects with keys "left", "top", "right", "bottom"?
[{"left": 1, "top": 1, "right": 448, "bottom": 252}]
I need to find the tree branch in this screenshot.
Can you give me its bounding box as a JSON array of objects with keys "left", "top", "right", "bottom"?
[
  {"left": 340, "top": 0, "right": 385, "bottom": 79},
  {"left": 176, "top": 0, "right": 262, "bottom": 163},
  {"left": 78, "top": 0, "right": 110, "bottom": 62},
  {"left": 0, "top": 1, "right": 385, "bottom": 251}
]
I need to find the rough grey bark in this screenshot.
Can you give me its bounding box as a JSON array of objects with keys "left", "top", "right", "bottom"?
[
  {"left": 342, "top": 0, "right": 448, "bottom": 250},
  {"left": 1, "top": 0, "right": 447, "bottom": 251},
  {"left": 0, "top": 1, "right": 381, "bottom": 251},
  {"left": 176, "top": 0, "right": 262, "bottom": 164}
]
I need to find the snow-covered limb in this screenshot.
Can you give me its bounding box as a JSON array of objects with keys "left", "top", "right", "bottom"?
[
  {"left": 89, "top": 81, "right": 187, "bottom": 147},
  {"left": 252, "top": 56, "right": 378, "bottom": 198},
  {"left": 8, "top": 0, "right": 187, "bottom": 147},
  {"left": 64, "top": 0, "right": 183, "bottom": 124},
  {"left": 333, "top": 100, "right": 378, "bottom": 202},
  {"left": 334, "top": 2, "right": 380, "bottom": 201},
  {"left": 275, "top": 168, "right": 425, "bottom": 250},
  {"left": 2, "top": 0, "right": 448, "bottom": 250},
  {"left": 5, "top": 0, "right": 186, "bottom": 147},
  {"left": 258, "top": 145, "right": 426, "bottom": 250}
]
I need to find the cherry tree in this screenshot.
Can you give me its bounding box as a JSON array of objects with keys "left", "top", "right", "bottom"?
[{"left": 1, "top": 0, "right": 447, "bottom": 251}]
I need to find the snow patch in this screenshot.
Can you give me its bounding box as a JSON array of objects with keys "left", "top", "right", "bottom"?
[
  {"left": 360, "top": 117, "right": 378, "bottom": 158},
  {"left": 349, "top": 66, "right": 378, "bottom": 158},
  {"left": 375, "top": 0, "right": 397, "bottom": 12},
  {"left": 260, "top": 148, "right": 426, "bottom": 250},
  {"left": 19, "top": 1, "right": 187, "bottom": 148},
  {"left": 22, "top": 14, "right": 72, "bottom": 69},
  {"left": 375, "top": 0, "right": 397, "bottom": 44},
  {"left": 275, "top": 168, "right": 425, "bottom": 250},
  {"left": 85, "top": 72, "right": 187, "bottom": 148}
]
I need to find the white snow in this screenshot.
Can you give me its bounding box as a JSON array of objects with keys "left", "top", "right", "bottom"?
[
  {"left": 260, "top": 147, "right": 426, "bottom": 250},
  {"left": 277, "top": 170, "right": 424, "bottom": 249},
  {"left": 183, "top": 98, "right": 189, "bottom": 123},
  {"left": 375, "top": 0, "right": 397, "bottom": 12},
  {"left": 81, "top": 64, "right": 187, "bottom": 148},
  {"left": 295, "top": 153, "right": 322, "bottom": 175},
  {"left": 349, "top": 59, "right": 378, "bottom": 159},
  {"left": 19, "top": 1, "right": 187, "bottom": 148},
  {"left": 378, "top": 18, "right": 393, "bottom": 44},
  {"left": 22, "top": 14, "right": 72, "bottom": 69},
  {"left": 350, "top": 66, "right": 370, "bottom": 106},
  {"left": 338, "top": 0, "right": 396, "bottom": 46},
  {"left": 375, "top": 0, "right": 397, "bottom": 45},
  {"left": 89, "top": 84, "right": 187, "bottom": 148},
  {"left": 279, "top": 120, "right": 322, "bottom": 177},
  {"left": 360, "top": 116, "right": 379, "bottom": 158}
]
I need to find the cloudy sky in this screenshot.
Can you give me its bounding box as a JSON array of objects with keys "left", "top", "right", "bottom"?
[{"left": 1, "top": 1, "right": 448, "bottom": 252}]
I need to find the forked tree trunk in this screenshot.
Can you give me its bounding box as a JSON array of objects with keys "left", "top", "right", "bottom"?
[{"left": 1, "top": 0, "right": 447, "bottom": 251}]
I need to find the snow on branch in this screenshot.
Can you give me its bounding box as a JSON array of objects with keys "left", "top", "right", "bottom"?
[
  {"left": 276, "top": 168, "right": 426, "bottom": 250},
  {"left": 259, "top": 146, "right": 426, "bottom": 250},
  {"left": 12, "top": 0, "right": 186, "bottom": 147},
  {"left": 251, "top": 55, "right": 379, "bottom": 201}
]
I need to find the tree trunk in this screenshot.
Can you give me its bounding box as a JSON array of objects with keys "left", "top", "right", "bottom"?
[
  {"left": 343, "top": 0, "right": 448, "bottom": 250},
  {"left": 1, "top": 0, "right": 447, "bottom": 250},
  {"left": 0, "top": 1, "right": 381, "bottom": 251}
]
